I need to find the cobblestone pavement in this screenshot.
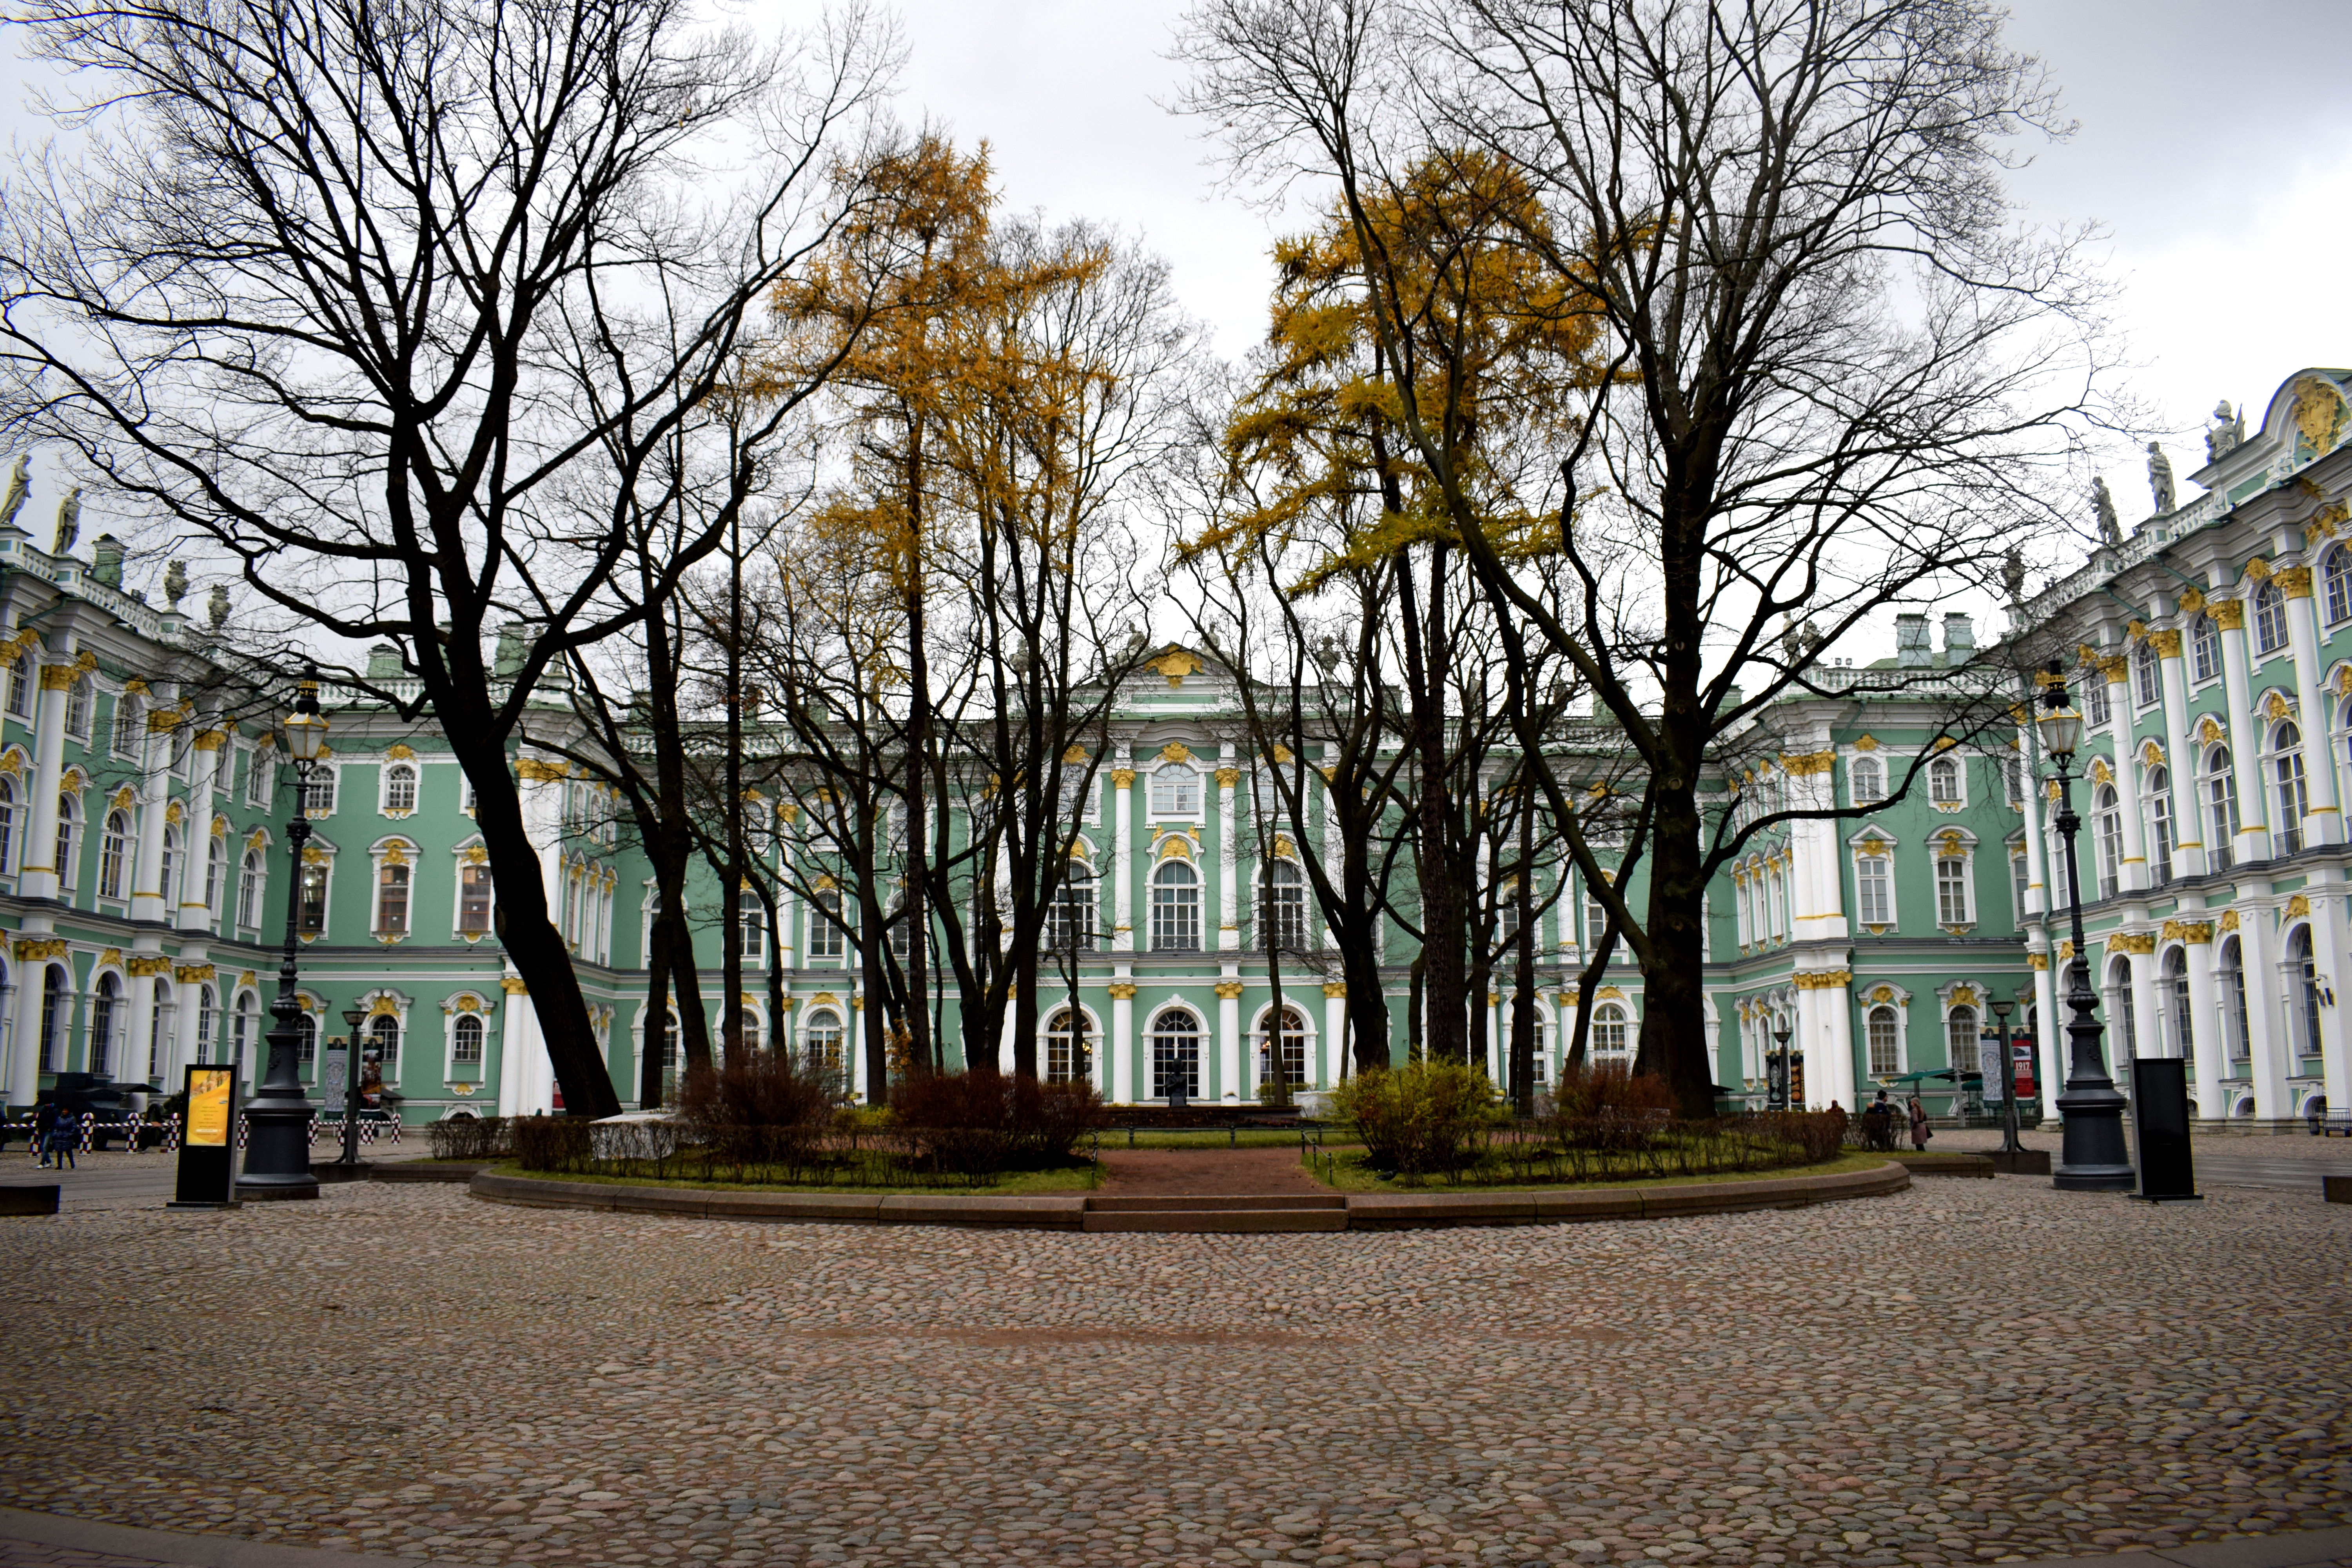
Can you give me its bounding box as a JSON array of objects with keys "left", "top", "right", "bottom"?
[{"left": 2, "top": 1176, "right": 2345, "bottom": 1568}]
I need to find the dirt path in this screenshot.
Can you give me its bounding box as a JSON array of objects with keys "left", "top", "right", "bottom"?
[{"left": 1095, "top": 1145, "right": 1329, "bottom": 1196}]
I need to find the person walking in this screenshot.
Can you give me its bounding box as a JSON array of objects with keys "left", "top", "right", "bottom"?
[
  {"left": 1907, "top": 1094, "right": 1931, "bottom": 1151},
  {"left": 31, "top": 1100, "right": 58, "bottom": 1168},
  {"left": 45, "top": 1106, "right": 80, "bottom": 1171}
]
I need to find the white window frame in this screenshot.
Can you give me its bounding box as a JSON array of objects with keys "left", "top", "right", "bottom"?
[
  {"left": 2189, "top": 613, "right": 2221, "bottom": 685},
  {"left": 382, "top": 761, "right": 418, "bottom": 815},
  {"left": 2252, "top": 581, "right": 2287, "bottom": 655},
  {"left": 1934, "top": 850, "right": 1975, "bottom": 928},
  {"left": 1147, "top": 761, "right": 1203, "bottom": 819},
  {"left": 1927, "top": 753, "right": 1964, "bottom": 806}
]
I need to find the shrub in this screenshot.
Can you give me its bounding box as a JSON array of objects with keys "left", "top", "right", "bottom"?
[
  {"left": 1546, "top": 1060, "right": 1678, "bottom": 1153},
  {"left": 678, "top": 1051, "right": 834, "bottom": 1132},
  {"left": 1332, "top": 1058, "right": 1499, "bottom": 1179},
  {"left": 510, "top": 1114, "right": 593, "bottom": 1172},
  {"left": 1742, "top": 1109, "right": 1848, "bottom": 1164},
  {"left": 887, "top": 1071, "right": 1105, "bottom": 1176},
  {"left": 425, "top": 1115, "right": 512, "bottom": 1161}
]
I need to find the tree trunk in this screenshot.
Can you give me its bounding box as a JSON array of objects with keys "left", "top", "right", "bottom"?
[
  {"left": 1510, "top": 808, "right": 1537, "bottom": 1117},
  {"left": 1634, "top": 783, "right": 1716, "bottom": 1117},
  {"left": 641, "top": 913, "right": 673, "bottom": 1109}
]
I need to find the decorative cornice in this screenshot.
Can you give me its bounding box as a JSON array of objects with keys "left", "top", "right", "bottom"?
[
  {"left": 2106, "top": 933, "right": 2156, "bottom": 955},
  {"left": 2160, "top": 919, "right": 2214, "bottom": 945},
  {"left": 1778, "top": 750, "right": 1835, "bottom": 777},
  {"left": 1791, "top": 969, "right": 1852, "bottom": 991},
  {"left": 12, "top": 937, "right": 69, "bottom": 962}
]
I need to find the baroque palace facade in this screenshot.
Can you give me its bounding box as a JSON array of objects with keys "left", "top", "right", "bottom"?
[{"left": 0, "top": 367, "right": 2347, "bottom": 1130}]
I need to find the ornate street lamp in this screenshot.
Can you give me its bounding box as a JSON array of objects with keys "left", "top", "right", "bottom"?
[
  {"left": 2035, "top": 663, "right": 2134, "bottom": 1191},
  {"left": 234, "top": 669, "right": 328, "bottom": 1201},
  {"left": 1771, "top": 1021, "right": 1793, "bottom": 1111},
  {"left": 339, "top": 1004, "right": 367, "bottom": 1166},
  {"left": 1987, "top": 996, "right": 2022, "bottom": 1157}
]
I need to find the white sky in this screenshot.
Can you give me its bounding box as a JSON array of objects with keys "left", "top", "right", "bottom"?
[{"left": 7, "top": 0, "right": 2350, "bottom": 653}]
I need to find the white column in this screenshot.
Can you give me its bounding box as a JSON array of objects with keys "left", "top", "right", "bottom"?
[
  {"left": 1323, "top": 981, "right": 1346, "bottom": 1087},
  {"left": 2125, "top": 944, "right": 2161, "bottom": 1062},
  {"left": 1822, "top": 982, "right": 1856, "bottom": 1112},
  {"left": 2180, "top": 921, "right": 2225, "bottom": 1120},
  {"left": 1216, "top": 974, "right": 1241, "bottom": 1103},
  {"left": 2211, "top": 597, "right": 2272, "bottom": 866},
  {"left": 7, "top": 944, "right": 53, "bottom": 1108},
  {"left": 2018, "top": 709, "right": 2053, "bottom": 918},
  {"left": 2109, "top": 733, "right": 2148, "bottom": 897},
  {"left": 168, "top": 958, "right": 211, "bottom": 1083},
  {"left": 1791, "top": 985, "right": 1818, "bottom": 1109},
  {"left": 495, "top": 976, "right": 528, "bottom": 1116},
  {"left": 2241, "top": 908, "right": 2292, "bottom": 1120},
  {"left": 183, "top": 724, "right": 224, "bottom": 933},
  {"left": 1000, "top": 989, "right": 1016, "bottom": 1075},
  {"left": 2308, "top": 867, "right": 2351, "bottom": 1116},
  {"left": 2153, "top": 632, "right": 2206, "bottom": 878},
  {"left": 2279, "top": 562, "right": 2342, "bottom": 845},
  {"left": 1216, "top": 755, "right": 1239, "bottom": 951},
  {"left": 2030, "top": 947, "right": 2063, "bottom": 1111},
  {"left": 1109, "top": 971, "right": 1135, "bottom": 1104},
  {"left": 20, "top": 653, "right": 74, "bottom": 902},
  {"left": 1111, "top": 760, "right": 1135, "bottom": 954}
]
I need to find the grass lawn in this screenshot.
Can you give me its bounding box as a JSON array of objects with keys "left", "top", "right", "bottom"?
[
  {"left": 486, "top": 1159, "right": 1103, "bottom": 1196},
  {"left": 1305, "top": 1147, "right": 1892, "bottom": 1193}
]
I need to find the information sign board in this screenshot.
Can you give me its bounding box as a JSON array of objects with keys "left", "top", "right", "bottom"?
[{"left": 170, "top": 1065, "right": 240, "bottom": 1208}]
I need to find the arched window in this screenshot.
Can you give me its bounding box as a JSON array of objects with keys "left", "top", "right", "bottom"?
[
  {"left": 383, "top": 762, "right": 417, "bottom": 812},
  {"left": 2189, "top": 613, "right": 2220, "bottom": 683},
  {"left": 2105, "top": 956, "right": 2137, "bottom": 1056},
  {"left": 2094, "top": 785, "right": 2122, "bottom": 898},
  {"left": 804, "top": 1008, "right": 845, "bottom": 1083},
  {"left": 1935, "top": 855, "right": 1972, "bottom": 926},
  {"left": 1849, "top": 756, "right": 1884, "bottom": 805},
  {"left": 734, "top": 1008, "right": 761, "bottom": 1053},
  {"left": 1260, "top": 858, "right": 1306, "bottom": 951},
  {"left": 738, "top": 887, "right": 765, "bottom": 959},
  {"left": 1592, "top": 1002, "right": 1630, "bottom": 1056},
  {"left": 2253, "top": 581, "right": 2287, "bottom": 654},
  {"left": 295, "top": 1011, "right": 317, "bottom": 1069},
  {"left": 1766, "top": 867, "right": 1786, "bottom": 941},
  {"left": 97, "top": 809, "right": 130, "bottom": 900},
  {"left": 2289, "top": 926, "right": 2321, "bottom": 1057},
  {"left": 2325, "top": 546, "right": 2352, "bottom": 625},
  {"left": 111, "top": 691, "right": 141, "bottom": 756},
  {"left": 451, "top": 1013, "right": 485, "bottom": 1068},
  {"left": 2132, "top": 641, "right": 2159, "bottom": 708},
  {"left": 1258, "top": 1006, "right": 1308, "bottom": 1090},
  {"left": 1151, "top": 1007, "right": 1202, "bottom": 1098},
  {"left": 0, "top": 773, "right": 16, "bottom": 875},
  {"left": 1148, "top": 762, "right": 1201, "bottom": 817},
  {"left": 297, "top": 856, "right": 329, "bottom": 935},
  {"left": 1151, "top": 858, "right": 1200, "bottom": 951},
  {"left": 2146, "top": 766, "right": 2174, "bottom": 883},
  {"left": 376, "top": 855, "right": 410, "bottom": 934},
  {"left": 55, "top": 795, "right": 78, "bottom": 890},
  {"left": 158, "top": 823, "right": 180, "bottom": 909},
  {"left": 2272, "top": 722, "right": 2308, "bottom": 854},
  {"left": 2163, "top": 947, "right": 2193, "bottom": 1058},
  {"left": 204, "top": 832, "right": 225, "bottom": 919},
  {"left": 238, "top": 849, "right": 262, "bottom": 927},
  {"left": 90, "top": 972, "right": 121, "bottom": 1074},
  {"left": 367, "top": 1013, "right": 399, "bottom": 1076},
  {"left": 2204, "top": 746, "right": 2238, "bottom": 871},
  {"left": 1866, "top": 1005, "right": 1900, "bottom": 1076},
  {"left": 2085, "top": 675, "right": 2110, "bottom": 728},
  {"left": 1856, "top": 851, "right": 1892, "bottom": 927},
  {"left": 1044, "top": 1007, "right": 1092, "bottom": 1085},
  {"left": 1945, "top": 1005, "right": 1978, "bottom": 1078},
  {"left": 1047, "top": 860, "right": 1096, "bottom": 952},
  {"left": 2218, "top": 936, "right": 2251, "bottom": 1060},
  {"left": 1927, "top": 755, "right": 1961, "bottom": 804},
  {"left": 3, "top": 650, "right": 26, "bottom": 717},
  {"left": 808, "top": 889, "right": 845, "bottom": 961},
  {"left": 302, "top": 765, "right": 335, "bottom": 816},
  {"left": 38, "top": 965, "right": 66, "bottom": 1071}
]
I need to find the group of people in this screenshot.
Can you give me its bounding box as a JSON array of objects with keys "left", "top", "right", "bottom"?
[
  {"left": 28, "top": 1101, "right": 81, "bottom": 1170},
  {"left": 1861, "top": 1090, "right": 1933, "bottom": 1152}
]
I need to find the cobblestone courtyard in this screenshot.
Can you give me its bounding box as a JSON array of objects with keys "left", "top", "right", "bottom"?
[{"left": 0, "top": 1171, "right": 2345, "bottom": 1568}]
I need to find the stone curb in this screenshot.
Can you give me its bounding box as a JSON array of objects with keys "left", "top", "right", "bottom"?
[
  {"left": 468, "top": 1159, "right": 1909, "bottom": 1231},
  {"left": 0, "top": 1507, "right": 432, "bottom": 1567}
]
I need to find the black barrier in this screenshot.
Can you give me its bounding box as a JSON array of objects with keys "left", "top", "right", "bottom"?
[
  {"left": 169, "top": 1065, "right": 241, "bottom": 1209},
  {"left": 2130, "top": 1057, "right": 2198, "bottom": 1202}
]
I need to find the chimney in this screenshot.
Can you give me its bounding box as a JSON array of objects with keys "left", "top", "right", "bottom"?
[
  {"left": 1895, "top": 612, "right": 1931, "bottom": 668},
  {"left": 1942, "top": 612, "right": 1975, "bottom": 662}
]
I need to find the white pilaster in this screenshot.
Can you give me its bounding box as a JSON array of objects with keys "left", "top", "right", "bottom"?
[
  {"left": 2239, "top": 902, "right": 2291, "bottom": 1120},
  {"left": 1111, "top": 755, "right": 1134, "bottom": 954},
  {"left": 1323, "top": 982, "right": 1346, "bottom": 1087},
  {"left": 1110, "top": 968, "right": 1135, "bottom": 1105},
  {"left": 2180, "top": 919, "right": 2225, "bottom": 1119},
  {"left": 2309, "top": 867, "right": 2351, "bottom": 1116},
  {"left": 2280, "top": 563, "right": 2342, "bottom": 844},
  {"left": 2212, "top": 597, "right": 2272, "bottom": 866},
  {"left": 1217, "top": 750, "right": 1238, "bottom": 951},
  {"left": 21, "top": 651, "right": 74, "bottom": 902},
  {"left": 2153, "top": 633, "right": 2206, "bottom": 878},
  {"left": 1216, "top": 971, "right": 1241, "bottom": 1103}
]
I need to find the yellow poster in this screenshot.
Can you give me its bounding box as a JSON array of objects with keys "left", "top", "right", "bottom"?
[{"left": 187, "top": 1067, "right": 233, "bottom": 1147}]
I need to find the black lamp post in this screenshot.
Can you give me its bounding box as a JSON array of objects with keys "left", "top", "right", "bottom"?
[
  {"left": 2036, "top": 663, "right": 2135, "bottom": 1191},
  {"left": 340, "top": 1005, "right": 367, "bottom": 1166},
  {"left": 234, "top": 670, "right": 329, "bottom": 1201},
  {"left": 1988, "top": 996, "right": 2022, "bottom": 1157},
  {"left": 1771, "top": 1021, "right": 1793, "bottom": 1111}
]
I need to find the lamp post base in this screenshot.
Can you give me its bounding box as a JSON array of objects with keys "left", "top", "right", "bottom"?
[
  {"left": 232, "top": 1179, "right": 320, "bottom": 1201},
  {"left": 2053, "top": 1082, "right": 2135, "bottom": 1191}
]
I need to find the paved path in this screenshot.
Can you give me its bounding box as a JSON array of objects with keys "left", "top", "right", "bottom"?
[
  {"left": 0, "top": 1507, "right": 423, "bottom": 1566},
  {"left": 1096, "top": 1145, "right": 1328, "bottom": 1196},
  {"left": 0, "top": 1148, "right": 430, "bottom": 1213},
  {"left": 2, "top": 1178, "right": 2347, "bottom": 1568}
]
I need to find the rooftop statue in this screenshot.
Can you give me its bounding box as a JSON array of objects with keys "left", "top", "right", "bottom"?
[
  {"left": 163, "top": 559, "right": 188, "bottom": 612},
  {"left": 207, "top": 582, "right": 230, "bottom": 630},
  {"left": 0, "top": 454, "right": 27, "bottom": 532},
  {"left": 2205, "top": 399, "right": 2245, "bottom": 462},
  {"left": 2002, "top": 547, "right": 2027, "bottom": 601},
  {"left": 52, "top": 486, "right": 82, "bottom": 555},
  {"left": 2147, "top": 441, "right": 2176, "bottom": 515},
  {"left": 2091, "top": 475, "right": 2122, "bottom": 547}
]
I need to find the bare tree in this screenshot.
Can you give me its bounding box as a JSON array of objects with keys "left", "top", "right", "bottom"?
[
  {"left": 0, "top": 0, "right": 897, "bottom": 1115},
  {"left": 1178, "top": 0, "right": 2113, "bottom": 1112}
]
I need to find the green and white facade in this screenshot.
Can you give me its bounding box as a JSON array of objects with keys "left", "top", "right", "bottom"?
[{"left": 1, "top": 369, "right": 2345, "bottom": 1129}]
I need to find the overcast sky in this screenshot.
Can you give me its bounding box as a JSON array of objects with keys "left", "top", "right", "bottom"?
[{"left": 6, "top": 0, "right": 2350, "bottom": 642}]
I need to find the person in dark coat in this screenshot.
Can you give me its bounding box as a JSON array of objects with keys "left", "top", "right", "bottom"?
[
  {"left": 43, "top": 1105, "right": 79, "bottom": 1170},
  {"left": 1907, "top": 1094, "right": 1932, "bottom": 1150},
  {"left": 31, "top": 1100, "right": 58, "bottom": 1168}
]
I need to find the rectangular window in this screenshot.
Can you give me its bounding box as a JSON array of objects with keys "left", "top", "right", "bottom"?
[
  {"left": 298, "top": 862, "right": 328, "bottom": 935},
  {"left": 2010, "top": 851, "right": 2029, "bottom": 922},
  {"left": 376, "top": 862, "right": 409, "bottom": 934},
  {"left": 2085, "top": 679, "right": 2110, "bottom": 728},
  {"left": 1148, "top": 765, "right": 1201, "bottom": 816},
  {"left": 809, "top": 890, "right": 846, "bottom": 961},
  {"left": 1856, "top": 857, "right": 1892, "bottom": 926},
  {"left": 5, "top": 652, "right": 27, "bottom": 718},
  {"left": 303, "top": 767, "right": 335, "bottom": 815},
  {"left": 1935, "top": 857, "right": 1971, "bottom": 926},
  {"left": 459, "top": 864, "right": 493, "bottom": 933}
]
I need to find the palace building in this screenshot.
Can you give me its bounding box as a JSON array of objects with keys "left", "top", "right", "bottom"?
[{"left": 1, "top": 368, "right": 2345, "bottom": 1129}]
